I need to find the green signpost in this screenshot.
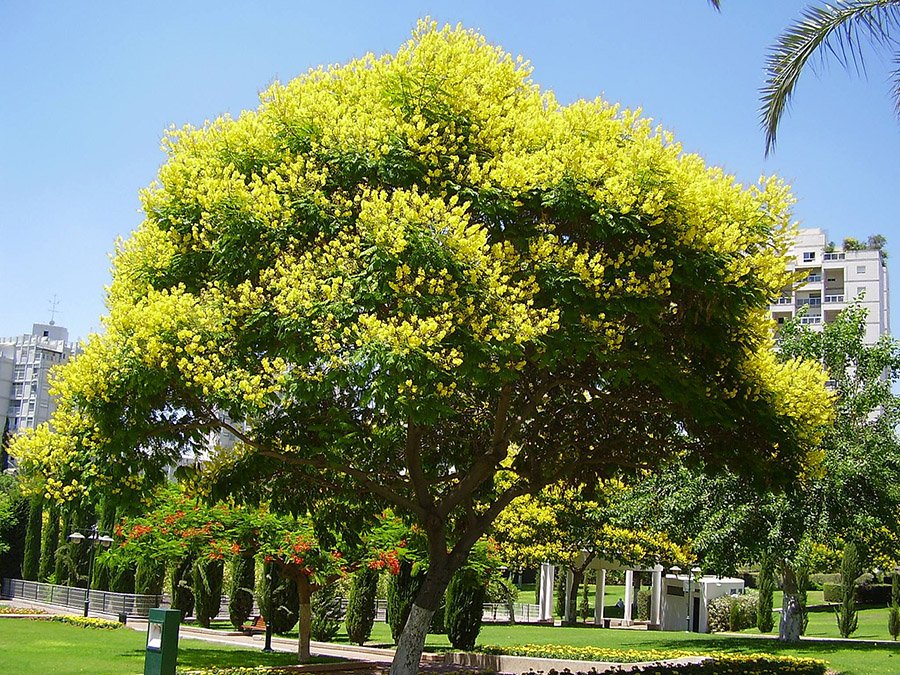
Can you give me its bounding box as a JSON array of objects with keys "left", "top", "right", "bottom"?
[{"left": 144, "top": 607, "right": 181, "bottom": 675}]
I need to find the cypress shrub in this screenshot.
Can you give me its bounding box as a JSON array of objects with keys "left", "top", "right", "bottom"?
[
  {"left": 170, "top": 556, "right": 194, "bottom": 620},
  {"left": 888, "top": 573, "right": 900, "bottom": 641},
  {"left": 21, "top": 495, "right": 43, "bottom": 581},
  {"left": 756, "top": 558, "right": 775, "bottom": 633},
  {"left": 445, "top": 567, "right": 485, "bottom": 651},
  {"left": 797, "top": 565, "right": 809, "bottom": 635},
  {"left": 193, "top": 556, "right": 225, "bottom": 628},
  {"left": 136, "top": 557, "right": 165, "bottom": 595},
  {"left": 429, "top": 594, "right": 446, "bottom": 633},
  {"left": 311, "top": 581, "right": 343, "bottom": 641},
  {"left": 0, "top": 478, "right": 28, "bottom": 582},
  {"left": 386, "top": 560, "right": 422, "bottom": 643},
  {"left": 345, "top": 567, "right": 378, "bottom": 645},
  {"left": 836, "top": 541, "right": 861, "bottom": 638},
  {"left": 554, "top": 569, "right": 566, "bottom": 618},
  {"left": 228, "top": 554, "right": 255, "bottom": 630},
  {"left": 53, "top": 506, "right": 72, "bottom": 583},
  {"left": 258, "top": 562, "right": 299, "bottom": 634},
  {"left": 38, "top": 503, "right": 60, "bottom": 582}
]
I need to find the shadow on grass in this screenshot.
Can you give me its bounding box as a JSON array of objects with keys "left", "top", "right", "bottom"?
[{"left": 122, "top": 647, "right": 340, "bottom": 670}]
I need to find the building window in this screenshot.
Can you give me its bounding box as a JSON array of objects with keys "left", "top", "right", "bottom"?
[
  {"left": 857, "top": 286, "right": 866, "bottom": 298},
  {"left": 803, "top": 251, "right": 816, "bottom": 262},
  {"left": 857, "top": 265, "right": 866, "bottom": 274}
]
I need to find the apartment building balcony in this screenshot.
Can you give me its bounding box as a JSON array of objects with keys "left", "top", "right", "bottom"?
[
  {"left": 823, "top": 252, "right": 846, "bottom": 261},
  {"left": 796, "top": 298, "right": 822, "bottom": 307},
  {"left": 799, "top": 315, "right": 822, "bottom": 325},
  {"left": 823, "top": 294, "right": 845, "bottom": 304}
]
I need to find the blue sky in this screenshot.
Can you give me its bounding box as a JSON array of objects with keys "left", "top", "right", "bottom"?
[{"left": 1, "top": 1, "right": 897, "bottom": 341}]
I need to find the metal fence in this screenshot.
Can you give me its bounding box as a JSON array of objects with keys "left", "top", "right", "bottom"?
[
  {"left": 2, "top": 578, "right": 162, "bottom": 619},
  {"left": 2, "top": 577, "right": 542, "bottom": 624}
]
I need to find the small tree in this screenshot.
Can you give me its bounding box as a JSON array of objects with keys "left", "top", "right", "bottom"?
[
  {"left": 888, "top": 569, "right": 900, "bottom": 641},
  {"left": 757, "top": 557, "right": 775, "bottom": 633},
  {"left": 170, "top": 556, "right": 194, "bottom": 620},
  {"left": 445, "top": 567, "right": 486, "bottom": 651},
  {"left": 345, "top": 567, "right": 378, "bottom": 645},
  {"left": 836, "top": 541, "right": 861, "bottom": 638},
  {"left": 228, "top": 552, "right": 255, "bottom": 630},
  {"left": 386, "top": 560, "right": 422, "bottom": 644},
  {"left": 21, "top": 495, "right": 42, "bottom": 581},
  {"left": 258, "top": 561, "right": 299, "bottom": 634},
  {"left": 38, "top": 503, "right": 60, "bottom": 582},
  {"left": 310, "top": 579, "right": 343, "bottom": 641},
  {"left": 192, "top": 555, "right": 225, "bottom": 628}
]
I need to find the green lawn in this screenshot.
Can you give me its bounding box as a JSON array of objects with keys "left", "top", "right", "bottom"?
[
  {"left": 745, "top": 603, "right": 894, "bottom": 640},
  {"left": 0, "top": 618, "right": 326, "bottom": 674},
  {"left": 5, "top": 610, "right": 899, "bottom": 675}
]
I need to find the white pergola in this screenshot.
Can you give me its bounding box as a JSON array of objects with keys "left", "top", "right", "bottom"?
[{"left": 537, "top": 554, "right": 665, "bottom": 627}]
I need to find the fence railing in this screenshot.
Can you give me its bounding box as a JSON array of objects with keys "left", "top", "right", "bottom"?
[
  {"left": 2, "top": 578, "right": 162, "bottom": 619},
  {"left": 3, "top": 578, "right": 542, "bottom": 624}
]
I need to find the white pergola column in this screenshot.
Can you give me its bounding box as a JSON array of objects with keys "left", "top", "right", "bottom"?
[
  {"left": 538, "top": 563, "right": 555, "bottom": 621},
  {"left": 623, "top": 569, "right": 634, "bottom": 625},
  {"left": 651, "top": 565, "right": 663, "bottom": 625},
  {"left": 564, "top": 569, "right": 574, "bottom": 621},
  {"left": 595, "top": 568, "right": 606, "bottom": 626}
]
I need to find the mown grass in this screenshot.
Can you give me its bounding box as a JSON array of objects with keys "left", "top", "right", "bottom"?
[{"left": 0, "top": 618, "right": 333, "bottom": 675}]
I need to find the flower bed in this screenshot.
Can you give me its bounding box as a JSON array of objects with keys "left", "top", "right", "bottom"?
[
  {"left": 481, "top": 644, "right": 698, "bottom": 663},
  {"left": 0, "top": 605, "right": 47, "bottom": 615},
  {"left": 509, "top": 652, "right": 826, "bottom": 674},
  {"left": 41, "top": 615, "right": 123, "bottom": 630}
]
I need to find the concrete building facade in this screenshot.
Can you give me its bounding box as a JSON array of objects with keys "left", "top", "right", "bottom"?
[
  {"left": 0, "top": 323, "right": 80, "bottom": 438},
  {"left": 771, "top": 228, "right": 890, "bottom": 345}
]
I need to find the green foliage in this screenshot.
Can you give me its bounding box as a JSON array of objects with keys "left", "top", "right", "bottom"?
[
  {"left": 193, "top": 556, "right": 225, "bottom": 628},
  {"left": 0, "top": 475, "right": 27, "bottom": 581},
  {"left": 258, "top": 562, "right": 298, "bottom": 635},
  {"left": 21, "top": 495, "right": 43, "bottom": 581},
  {"left": 38, "top": 503, "right": 60, "bottom": 582},
  {"left": 707, "top": 592, "right": 758, "bottom": 633},
  {"left": 796, "top": 564, "right": 809, "bottom": 635},
  {"left": 637, "top": 588, "right": 651, "bottom": 622},
  {"left": 445, "top": 567, "right": 485, "bottom": 651},
  {"left": 553, "top": 570, "right": 566, "bottom": 618},
  {"left": 385, "top": 560, "right": 422, "bottom": 643},
  {"left": 135, "top": 557, "right": 165, "bottom": 595},
  {"left": 310, "top": 581, "right": 342, "bottom": 642},
  {"left": 889, "top": 572, "right": 900, "bottom": 640},
  {"left": 170, "top": 556, "right": 194, "bottom": 621},
  {"left": 836, "top": 541, "right": 861, "bottom": 638},
  {"left": 344, "top": 567, "right": 378, "bottom": 645},
  {"left": 757, "top": 559, "right": 775, "bottom": 633},
  {"left": 228, "top": 554, "right": 255, "bottom": 630}
]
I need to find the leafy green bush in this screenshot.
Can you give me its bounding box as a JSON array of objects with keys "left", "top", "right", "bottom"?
[
  {"left": 192, "top": 556, "right": 224, "bottom": 629},
  {"left": 344, "top": 567, "right": 378, "bottom": 645},
  {"left": 258, "top": 562, "right": 298, "bottom": 634},
  {"left": 228, "top": 554, "right": 255, "bottom": 630},
  {"left": 637, "top": 588, "right": 651, "bottom": 621},
  {"left": 446, "top": 567, "right": 485, "bottom": 651},
  {"left": 707, "top": 592, "right": 758, "bottom": 633},
  {"left": 310, "top": 581, "right": 342, "bottom": 641},
  {"left": 385, "top": 560, "right": 422, "bottom": 643}
]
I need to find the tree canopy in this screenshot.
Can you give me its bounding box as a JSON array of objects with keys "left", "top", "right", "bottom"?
[{"left": 12, "top": 21, "right": 832, "bottom": 673}]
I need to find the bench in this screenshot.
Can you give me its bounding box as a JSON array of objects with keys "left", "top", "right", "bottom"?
[{"left": 239, "top": 615, "right": 267, "bottom": 635}]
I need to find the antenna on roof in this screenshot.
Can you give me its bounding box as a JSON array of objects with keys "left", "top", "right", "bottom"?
[{"left": 48, "top": 295, "right": 60, "bottom": 326}]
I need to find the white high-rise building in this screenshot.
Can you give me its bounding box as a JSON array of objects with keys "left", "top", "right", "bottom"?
[
  {"left": 0, "top": 323, "right": 81, "bottom": 437},
  {"left": 770, "top": 228, "right": 890, "bottom": 345}
]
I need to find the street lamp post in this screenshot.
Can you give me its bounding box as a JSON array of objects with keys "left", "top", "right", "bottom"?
[
  {"left": 68, "top": 524, "right": 113, "bottom": 617},
  {"left": 686, "top": 566, "right": 702, "bottom": 632}
]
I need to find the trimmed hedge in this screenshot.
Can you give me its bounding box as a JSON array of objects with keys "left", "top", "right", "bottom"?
[{"left": 823, "top": 582, "right": 891, "bottom": 605}]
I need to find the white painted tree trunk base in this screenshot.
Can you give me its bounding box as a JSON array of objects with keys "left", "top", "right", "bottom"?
[
  {"left": 389, "top": 604, "right": 434, "bottom": 675},
  {"left": 779, "top": 593, "right": 802, "bottom": 642}
]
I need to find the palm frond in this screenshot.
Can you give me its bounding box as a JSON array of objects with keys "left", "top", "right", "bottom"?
[
  {"left": 761, "top": 0, "right": 900, "bottom": 155},
  {"left": 893, "top": 49, "right": 900, "bottom": 117}
]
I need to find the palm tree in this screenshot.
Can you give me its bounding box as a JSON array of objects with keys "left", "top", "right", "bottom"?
[
  {"left": 761, "top": 1, "right": 900, "bottom": 155},
  {"left": 713, "top": 1, "right": 900, "bottom": 155}
]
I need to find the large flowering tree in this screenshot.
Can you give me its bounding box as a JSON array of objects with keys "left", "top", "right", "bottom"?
[{"left": 13, "top": 22, "right": 832, "bottom": 674}]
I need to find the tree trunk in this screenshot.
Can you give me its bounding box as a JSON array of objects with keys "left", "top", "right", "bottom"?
[
  {"left": 779, "top": 564, "right": 802, "bottom": 642},
  {"left": 389, "top": 562, "right": 452, "bottom": 675},
  {"left": 565, "top": 568, "right": 584, "bottom": 625},
  {"left": 297, "top": 575, "right": 312, "bottom": 662}
]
